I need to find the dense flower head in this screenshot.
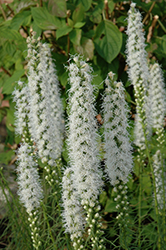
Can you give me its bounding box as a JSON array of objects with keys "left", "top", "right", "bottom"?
[
  {"left": 62, "top": 167, "right": 84, "bottom": 243},
  {"left": 126, "top": 2, "right": 151, "bottom": 147},
  {"left": 67, "top": 55, "right": 103, "bottom": 203},
  {"left": 17, "top": 142, "right": 43, "bottom": 214},
  {"left": 149, "top": 63, "right": 166, "bottom": 130},
  {"left": 26, "top": 34, "right": 64, "bottom": 165},
  {"left": 13, "top": 81, "right": 29, "bottom": 136},
  {"left": 153, "top": 150, "right": 166, "bottom": 211},
  {"left": 102, "top": 72, "right": 133, "bottom": 185}
]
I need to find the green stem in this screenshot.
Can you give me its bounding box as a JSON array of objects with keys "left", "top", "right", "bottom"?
[{"left": 41, "top": 203, "right": 57, "bottom": 250}]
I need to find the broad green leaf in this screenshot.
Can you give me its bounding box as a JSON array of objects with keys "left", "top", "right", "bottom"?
[
  {"left": 10, "top": 11, "right": 31, "bottom": 30},
  {"left": 56, "top": 25, "right": 73, "bottom": 40},
  {"left": 74, "top": 37, "right": 94, "bottom": 60},
  {"left": 78, "top": 0, "right": 92, "bottom": 11},
  {"left": 31, "top": 7, "right": 61, "bottom": 30},
  {"left": 72, "top": 3, "right": 85, "bottom": 24},
  {"left": 89, "top": 1, "right": 104, "bottom": 24},
  {"left": 0, "top": 150, "right": 15, "bottom": 165},
  {"left": 3, "top": 41, "right": 16, "bottom": 56},
  {"left": 74, "top": 22, "right": 85, "bottom": 28},
  {"left": 108, "top": 0, "right": 114, "bottom": 13},
  {"left": 48, "top": 0, "right": 67, "bottom": 17},
  {"left": 2, "top": 69, "right": 25, "bottom": 94},
  {"left": 105, "top": 199, "right": 117, "bottom": 212},
  {"left": 94, "top": 20, "right": 122, "bottom": 63},
  {"left": 31, "top": 21, "right": 42, "bottom": 38},
  {"left": 69, "top": 29, "right": 82, "bottom": 45},
  {"left": 0, "top": 27, "right": 23, "bottom": 40}
]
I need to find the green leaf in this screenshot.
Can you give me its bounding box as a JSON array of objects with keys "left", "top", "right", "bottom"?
[
  {"left": 10, "top": 11, "right": 31, "bottom": 30},
  {"left": 6, "top": 109, "right": 15, "bottom": 132},
  {"left": 0, "top": 27, "right": 23, "bottom": 41},
  {"left": 2, "top": 69, "right": 25, "bottom": 94},
  {"left": 31, "top": 7, "right": 61, "bottom": 30},
  {"left": 0, "top": 150, "right": 15, "bottom": 165},
  {"left": 3, "top": 41, "right": 16, "bottom": 56},
  {"left": 74, "top": 37, "right": 94, "bottom": 60},
  {"left": 68, "top": 18, "right": 74, "bottom": 28},
  {"left": 56, "top": 25, "right": 73, "bottom": 40},
  {"left": 89, "top": 1, "right": 104, "bottom": 24},
  {"left": 78, "top": 0, "right": 92, "bottom": 11},
  {"left": 94, "top": 20, "right": 122, "bottom": 63},
  {"left": 74, "top": 22, "right": 85, "bottom": 28},
  {"left": 141, "top": 173, "right": 152, "bottom": 195},
  {"left": 48, "top": 0, "right": 67, "bottom": 17},
  {"left": 108, "top": 0, "right": 114, "bottom": 13},
  {"left": 72, "top": 3, "right": 85, "bottom": 24},
  {"left": 31, "top": 21, "right": 42, "bottom": 38},
  {"left": 105, "top": 199, "right": 117, "bottom": 212},
  {"left": 69, "top": 29, "right": 82, "bottom": 45}
]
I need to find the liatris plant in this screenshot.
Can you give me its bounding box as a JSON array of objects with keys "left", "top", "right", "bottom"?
[
  {"left": 65, "top": 55, "right": 105, "bottom": 249},
  {"left": 126, "top": 2, "right": 151, "bottom": 153},
  {"left": 26, "top": 33, "right": 64, "bottom": 186},
  {"left": 149, "top": 63, "right": 166, "bottom": 146},
  {"left": 102, "top": 72, "right": 133, "bottom": 248}
]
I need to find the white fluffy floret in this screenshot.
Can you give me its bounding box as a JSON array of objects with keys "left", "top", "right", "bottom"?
[
  {"left": 17, "top": 142, "right": 43, "bottom": 214},
  {"left": 67, "top": 55, "right": 103, "bottom": 203},
  {"left": 102, "top": 72, "right": 133, "bottom": 185}
]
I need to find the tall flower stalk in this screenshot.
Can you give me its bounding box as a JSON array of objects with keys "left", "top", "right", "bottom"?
[
  {"left": 26, "top": 33, "right": 64, "bottom": 185},
  {"left": 65, "top": 55, "right": 104, "bottom": 249},
  {"left": 102, "top": 72, "right": 133, "bottom": 249},
  {"left": 126, "top": 3, "right": 162, "bottom": 248}
]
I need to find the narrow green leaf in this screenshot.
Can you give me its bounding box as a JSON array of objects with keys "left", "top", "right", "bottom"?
[
  {"left": 48, "top": 0, "right": 67, "bottom": 17},
  {"left": 68, "top": 18, "right": 74, "bottom": 28},
  {"left": 31, "top": 7, "right": 61, "bottom": 30},
  {"left": 56, "top": 25, "right": 73, "bottom": 40},
  {"left": 69, "top": 29, "right": 82, "bottom": 45},
  {"left": 94, "top": 20, "right": 122, "bottom": 63},
  {"left": 105, "top": 199, "right": 118, "bottom": 212},
  {"left": 2, "top": 69, "right": 25, "bottom": 94}
]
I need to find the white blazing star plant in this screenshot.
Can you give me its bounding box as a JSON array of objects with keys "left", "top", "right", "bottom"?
[
  {"left": 149, "top": 63, "right": 166, "bottom": 146},
  {"left": 26, "top": 34, "right": 64, "bottom": 184},
  {"left": 66, "top": 55, "right": 105, "bottom": 249},
  {"left": 102, "top": 72, "right": 133, "bottom": 186},
  {"left": 126, "top": 2, "right": 151, "bottom": 150},
  {"left": 102, "top": 72, "right": 133, "bottom": 246}
]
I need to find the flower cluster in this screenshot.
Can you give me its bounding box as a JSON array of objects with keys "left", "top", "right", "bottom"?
[
  {"left": 62, "top": 55, "right": 104, "bottom": 249},
  {"left": 16, "top": 142, "right": 43, "bottom": 214},
  {"left": 27, "top": 35, "right": 64, "bottom": 167},
  {"left": 102, "top": 72, "right": 133, "bottom": 186},
  {"left": 126, "top": 2, "right": 151, "bottom": 148}
]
